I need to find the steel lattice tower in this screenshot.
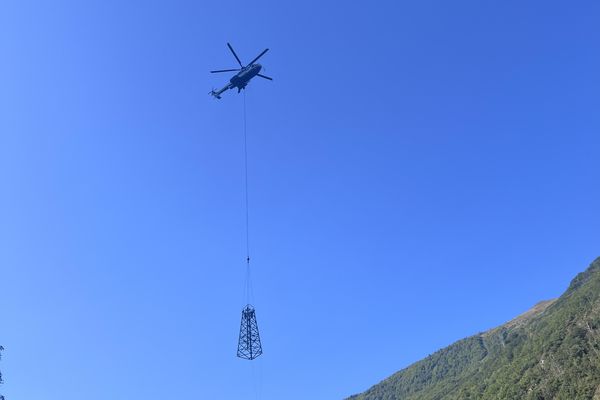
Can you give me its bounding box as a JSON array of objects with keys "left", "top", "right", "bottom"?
[
  {"left": 0, "top": 345, "right": 4, "bottom": 400},
  {"left": 237, "top": 305, "right": 263, "bottom": 360}
]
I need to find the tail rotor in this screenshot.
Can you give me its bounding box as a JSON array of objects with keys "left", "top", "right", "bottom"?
[{"left": 209, "top": 88, "right": 222, "bottom": 99}]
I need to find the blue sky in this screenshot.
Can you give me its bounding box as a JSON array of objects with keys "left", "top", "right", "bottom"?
[{"left": 1, "top": 1, "right": 599, "bottom": 399}]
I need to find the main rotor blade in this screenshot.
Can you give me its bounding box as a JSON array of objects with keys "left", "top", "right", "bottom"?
[
  {"left": 248, "top": 48, "right": 269, "bottom": 66},
  {"left": 210, "top": 69, "right": 240, "bottom": 73},
  {"left": 227, "top": 42, "right": 244, "bottom": 67},
  {"left": 257, "top": 73, "right": 273, "bottom": 81}
]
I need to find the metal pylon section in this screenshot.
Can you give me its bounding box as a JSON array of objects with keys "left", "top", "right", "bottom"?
[
  {"left": 237, "top": 305, "right": 263, "bottom": 360},
  {"left": 0, "top": 345, "right": 4, "bottom": 399}
]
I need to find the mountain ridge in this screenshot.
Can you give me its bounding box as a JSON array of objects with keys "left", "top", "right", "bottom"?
[{"left": 347, "top": 257, "right": 600, "bottom": 400}]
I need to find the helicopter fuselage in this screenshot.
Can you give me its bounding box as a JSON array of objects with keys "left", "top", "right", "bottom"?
[
  {"left": 230, "top": 64, "right": 262, "bottom": 90},
  {"left": 210, "top": 43, "right": 271, "bottom": 99}
]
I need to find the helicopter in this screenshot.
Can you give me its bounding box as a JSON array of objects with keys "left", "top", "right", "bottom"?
[{"left": 209, "top": 43, "right": 272, "bottom": 99}]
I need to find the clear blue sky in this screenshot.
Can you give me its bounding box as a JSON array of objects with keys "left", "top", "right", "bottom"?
[{"left": 1, "top": 1, "right": 599, "bottom": 399}]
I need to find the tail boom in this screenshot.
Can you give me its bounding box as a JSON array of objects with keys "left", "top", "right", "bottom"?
[{"left": 210, "top": 83, "right": 232, "bottom": 99}]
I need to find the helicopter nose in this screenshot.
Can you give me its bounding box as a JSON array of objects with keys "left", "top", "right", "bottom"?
[{"left": 255, "top": 64, "right": 262, "bottom": 72}]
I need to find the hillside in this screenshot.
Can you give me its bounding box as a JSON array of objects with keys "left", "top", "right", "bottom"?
[{"left": 347, "top": 258, "right": 600, "bottom": 400}]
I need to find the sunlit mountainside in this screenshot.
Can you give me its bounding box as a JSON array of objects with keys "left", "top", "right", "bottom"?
[{"left": 348, "top": 258, "right": 600, "bottom": 400}]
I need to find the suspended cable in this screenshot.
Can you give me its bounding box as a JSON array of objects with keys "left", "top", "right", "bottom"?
[
  {"left": 243, "top": 90, "right": 254, "bottom": 306},
  {"left": 237, "top": 89, "right": 263, "bottom": 361}
]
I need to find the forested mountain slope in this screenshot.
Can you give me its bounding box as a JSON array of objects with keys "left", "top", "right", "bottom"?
[{"left": 347, "top": 258, "right": 600, "bottom": 400}]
